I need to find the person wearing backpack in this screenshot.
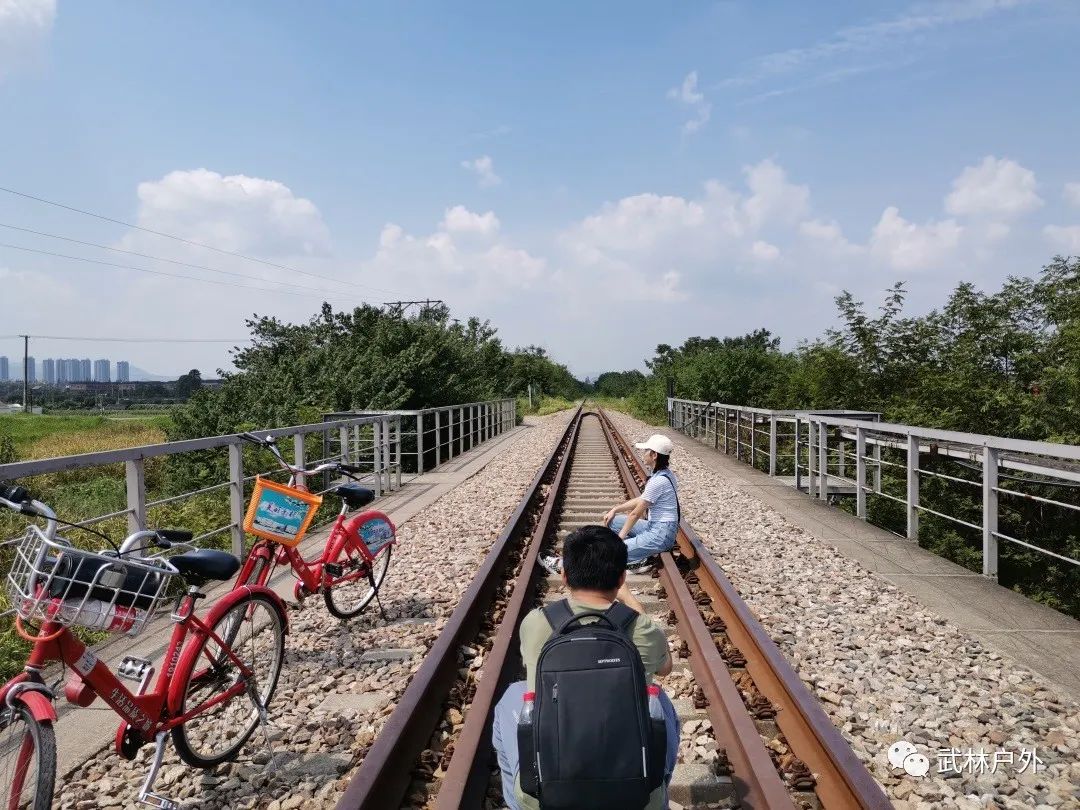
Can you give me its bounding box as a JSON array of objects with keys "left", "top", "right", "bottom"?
[{"left": 493, "top": 525, "right": 680, "bottom": 810}]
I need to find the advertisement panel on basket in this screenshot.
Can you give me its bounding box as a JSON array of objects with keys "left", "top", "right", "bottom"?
[{"left": 254, "top": 489, "right": 310, "bottom": 538}]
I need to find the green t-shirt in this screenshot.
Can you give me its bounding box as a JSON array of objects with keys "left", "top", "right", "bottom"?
[{"left": 514, "top": 596, "right": 671, "bottom": 810}]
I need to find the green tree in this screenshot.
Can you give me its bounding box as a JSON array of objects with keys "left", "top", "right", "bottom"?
[{"left": 175, "top": 369, "right": 203, "bottom": 400}]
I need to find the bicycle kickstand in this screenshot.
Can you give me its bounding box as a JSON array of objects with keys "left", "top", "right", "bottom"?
[
  {"left": 368, "top": 569, "right": 388, "bottom": 621},
  {"left": 137, "top": 731, "right": 179, "bottom": 810},
  {"left": 251, "top": 685, "right": 280, "bottom": 770}
]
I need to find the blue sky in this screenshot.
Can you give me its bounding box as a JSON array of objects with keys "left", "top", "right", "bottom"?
[{"left": 2, "top": 0, "right": 1080, "bottom": 379}]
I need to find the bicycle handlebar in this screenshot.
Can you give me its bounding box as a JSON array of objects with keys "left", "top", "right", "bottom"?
[
  {"left": 238, "top": 432, "right": 361, "bottom": 480},
  {"left": 2, "top": 486, "right": 194, "bottom": 556}
]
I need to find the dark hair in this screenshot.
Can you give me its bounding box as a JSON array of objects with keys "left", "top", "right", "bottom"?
[
  {"left": 652, "top": 453, "right": 670, "bottom": 471},
  {"left": 562, "top": 525, "right": 627, "bottom": 591}
]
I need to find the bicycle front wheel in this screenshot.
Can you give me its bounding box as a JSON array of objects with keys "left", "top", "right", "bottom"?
[
  {"left": 0, "top": 701, "right": 55, "bottom": 810},
  {"left": 172, "top": 592, "right": 286, "bottom": 768},
  {"left": 324, "top": 544, "right": 392, "bottom": 619}
]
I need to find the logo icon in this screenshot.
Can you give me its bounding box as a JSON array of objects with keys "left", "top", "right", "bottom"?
[{"left": 888, "top": 740, "right": 930, "bottom": 777}]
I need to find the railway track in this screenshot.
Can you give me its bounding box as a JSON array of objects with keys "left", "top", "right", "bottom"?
[{"left": 336, "top": 407, "right": 891, "bottom": 810}]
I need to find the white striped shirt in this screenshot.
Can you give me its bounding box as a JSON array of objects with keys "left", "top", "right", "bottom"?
[{"left": 641, "top": 471, "right": 679, "bottom": 523}]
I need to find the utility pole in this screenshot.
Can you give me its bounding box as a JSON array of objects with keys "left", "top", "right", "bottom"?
[{"left": 21, "top": 335, "right": 29, "bottom": 412}]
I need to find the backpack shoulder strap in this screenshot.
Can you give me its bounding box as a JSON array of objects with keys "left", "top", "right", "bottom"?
[
  {"left": 542, "top": 599, "right": 576, "bottom": 634},
  {"left": 603, "top": 601, "right": 639, "bottom": 637},
  {"left": 654, "top": 469, "right": 681, "bottom": 523}
]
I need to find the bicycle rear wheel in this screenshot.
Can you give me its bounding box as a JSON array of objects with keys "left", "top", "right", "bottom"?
[
  {"left": 0, "top": 701, "right": 55, "bottom": 810},
  {"left": 324, "top": 544, "right": 392, "bottom": 619},
  {"left": 171, "top": 592, "right": 286, "bottom": 768}
]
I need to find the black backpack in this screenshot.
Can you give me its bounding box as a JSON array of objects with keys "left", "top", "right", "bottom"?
[{"left": 518, "top": 599, "right": 666, "bottom": 809}]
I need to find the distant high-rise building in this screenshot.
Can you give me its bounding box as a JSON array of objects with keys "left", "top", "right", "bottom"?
[
  {"left": 62, "top": 358, "right": 78, "bottom": 383},
  {"left": 24, "top": 357, "right": 36, "bottom": 383},
  {"left": 117, "top": 361, "right": 131, "bottom": 382},
  {"left": 80, "top": 359, "right": 91, "bottom": 382},
  {"left": 0, "top": 356, "right": 8, "bottom": 381},
  {"left": 93, "top": 359, "right": 110, "bottom": 382},
  {"left": 42, "top": 358, "right": 56, "bottom": 385}
]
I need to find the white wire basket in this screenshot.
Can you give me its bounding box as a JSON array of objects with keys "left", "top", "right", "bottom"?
[{"left": 5, "top": 525, "right": 179, "bottom": 637}]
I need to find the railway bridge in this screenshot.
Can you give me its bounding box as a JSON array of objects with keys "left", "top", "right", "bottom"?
[{"left": 0, "top": 399, "right": 1076, "bottom": 809}]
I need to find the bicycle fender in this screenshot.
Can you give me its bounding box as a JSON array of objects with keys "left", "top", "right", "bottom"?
[
  {"left": 19, "top": 690, "right": 58, "bottom": 723},
  {"left": 167, "top": 585, "right": 289, "bottom": 714},
  {"left": 344, "top": 510, "right": 397, "bottom": 550}
]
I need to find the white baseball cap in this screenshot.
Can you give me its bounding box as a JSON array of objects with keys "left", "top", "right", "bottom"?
[{"left": 634, "top": 434, "right": 674, "bottom": 455}]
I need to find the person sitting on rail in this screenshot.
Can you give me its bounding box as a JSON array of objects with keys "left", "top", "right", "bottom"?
[
  {"left": 541, "top": 433, "right": 680, "bottom": 576},
  {"left": 492, "top": 525, "right": 679, "bottom": 810},
  {"left": 605, "top": 434, "right": 680, "bottom": 572}
]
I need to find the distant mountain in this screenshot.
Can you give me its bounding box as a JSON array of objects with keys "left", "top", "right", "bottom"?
[{"left": 129, "top": 366, "right": 174, "bottom": 382}]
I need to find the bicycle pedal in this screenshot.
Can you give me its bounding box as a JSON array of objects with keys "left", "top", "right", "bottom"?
[
  {"left": 324, "top": 563, "right": 343, "bottom": 577},
  {"left": 118, "top": 656, "right": 153, "bottom": 684},
  {"left": 138, "top": 792, "right": 179, "bottom": 810}
]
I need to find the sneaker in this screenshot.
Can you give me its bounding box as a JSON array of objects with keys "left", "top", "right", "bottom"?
[
  {"left": 538, "top": 555, "right": 563, "bottom": 576},
  {"left": 626, "top": 558, "right": 655, "bottom": 574}
]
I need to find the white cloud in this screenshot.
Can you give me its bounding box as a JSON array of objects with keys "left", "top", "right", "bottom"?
[
  {"left": 742, "top": 159, "right": 810, "bottom": 228},
  {"left": 799, "top": 219, "right": 864, "bottom": 256},
  {"left": 129, "top": 169, "right": 331, "bottom": 257},
  {"left": 460, "top": 155, "right": 502, "bottom": 188},
  {"left": 667, "top": 71, "right": 711, "bottom": 134},
  {"left": 944, "top": 156, "right": 1042, "bottom": 218},
  {"left": 1063, "top": 182, "right": 1080, "bottom": 207},
  {"left": 1044, "top": 225, "right": 1080, "bottom": 253},
  {"left": 440, "top": 205, "right": 500, "bottom": 236},
  {"left": 720, "top": 1, "right": 1036, "bottom": 99},
  {"left": 870, "top": 206, "right": 962, "bottom": 270},
  {"left": 0, "top": 0, "right": 56, "bottom": 80},
  {"left": 369, "top": 205, "right": 544, "bottom": 299},
  {"left": 572, "top": 193, "right": 706, "bottom": 254},
  {"left": 751, "top": 240, "right": 780, "bottom": 261}
]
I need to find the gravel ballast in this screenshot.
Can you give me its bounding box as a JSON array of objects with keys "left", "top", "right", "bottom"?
[
  {"left": 55, "top": 410, "right": 574, "bottom": 810},
  {"left": 605, "top": 409, "right": 1079, "bottom": 810}
]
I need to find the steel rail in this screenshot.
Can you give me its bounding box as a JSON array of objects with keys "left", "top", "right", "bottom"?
[
  {"left": 334, "top": 405, "right": 582, "bottom": 810},
  {"left": 432, "top": 411, "right": 584, "bottom": 808},
  {"left": 599, "top": 408, "right": 891, "bottom": 810},
  {"left": 596, "top": 411, "right": 795, "bottom": 809}
]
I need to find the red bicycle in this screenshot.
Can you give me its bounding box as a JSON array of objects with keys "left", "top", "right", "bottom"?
[
  {"left": 0, "top": 486, "right": 287, "bottom": 809},
  {"left": 235, "top": 432, "right": 396, "bottom": 620}
]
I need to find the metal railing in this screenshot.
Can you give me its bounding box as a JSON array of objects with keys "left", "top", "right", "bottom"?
[
  {"left": 324, "top": 398, "right": 517, "bottom": 478},
  {"left": 668, "top": 397, "right": 1080, "bottom": 578},
  {"left": 0, "top": 400, "right": 515, "bottom": 559},
  {"left": 0, "top": 413, "right": 399, "bottom": 557}
]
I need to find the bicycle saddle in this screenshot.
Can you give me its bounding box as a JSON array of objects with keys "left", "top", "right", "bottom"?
[
  {"left": 334, "top": 484, "right": 375, "bottom": 509},
  {"left": 170, "top": 550, "right": 242, "bottom": 582}
]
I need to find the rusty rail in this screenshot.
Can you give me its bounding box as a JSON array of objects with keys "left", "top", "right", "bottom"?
[
  {"left": 335, "top": 405, "right": 582, "bottom": 810},
  {"left": 340, "top": 404, "right": 890, "bottom": 810},
  {"left": 599, "top": 407, "right": 891, "bottom": 810},
  {"left": 432, "top": 409, "right": 583, "bottom": 807},
  {"left": 596, "top": 410, "right": 796, "bottom": 809}
]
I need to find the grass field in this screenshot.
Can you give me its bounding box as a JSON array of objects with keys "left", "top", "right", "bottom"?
[{"left": 0, "top": 412, "right": 170, "bottom": 462}]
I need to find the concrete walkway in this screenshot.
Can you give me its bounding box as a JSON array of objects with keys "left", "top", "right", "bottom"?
[
  {"left": 662, "top": 427, "right": 1080, "bottom": 702},
  {"left": 50, "top": 420, "right": 534, "bottom": 776}
]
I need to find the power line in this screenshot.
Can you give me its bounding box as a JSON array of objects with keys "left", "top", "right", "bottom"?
[
  {"left": 0, "top": 334, "right": 249, "bottom": 344},
  {"left": 0, "top": 221, "right": 355, "bottom": 298},
  {"left": 0, "top": 184, "right": 395, "bottom": 294},
  {"left": 0, "top": 241, "right": 361, "bottom": 302}
]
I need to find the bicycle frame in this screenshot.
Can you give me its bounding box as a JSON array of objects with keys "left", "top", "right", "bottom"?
[
  {"left": 235, "top": 502, "right": 394, "bottom": 595},
  {"left": 0, "top": 585, "right": 279, "bottom": 754}
]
